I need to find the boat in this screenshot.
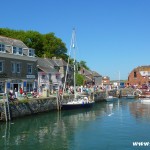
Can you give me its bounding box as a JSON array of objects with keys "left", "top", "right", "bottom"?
[
  {"left": 126, "top": 94, "right": 135, "bottom": 99},
  {"left": 104, "top": 90, "right": 118, "bottom": 102},
  {"left": 62, "top": 95, "right": 94, "bottom": 110},
  {"left": 61, "top": 28, "right": 94, "bottom": 110},
  {"left": 105, "top": 95, "right": 118, "bottom": 102},
  {"left": 140, "top": 98, "right": 150, "bottom": 103}
]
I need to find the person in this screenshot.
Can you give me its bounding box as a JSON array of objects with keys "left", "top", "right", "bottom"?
[
  {"left": 19, "top": 87, "right": 23, "bottom": 95},
  {"left": 14, "top": 88, "right": 18, "bottom": 99},
  {"left": 9, "top": 87, "right": 14, "bottom": 100}
]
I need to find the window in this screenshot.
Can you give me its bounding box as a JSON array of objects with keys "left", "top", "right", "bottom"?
[
  {"left": 0, "top": 83, "right": 4, "bottom": 93},
  {"left": 0, "top": 44, "right": 5, "bottom": 52},
  {"left": 56, "top": 74, "right": 59, "bottom": 79},
  {"left": 13, "top": 47, "right": 17, "bottom": 54},
  {"left": 16, "top": 63, "right": 21, "bottom": 73},
  {"left": 42, "top": 75, "right": 46, "bottom": 79},
  {"left": 134, "top": 71, "right": 137, "bottom": 78},
  {"left": 0, "top": 62, "right": 3, "bottom": 72},
  {"left": 11, "top": 62, "right": 21, "bottom": 73},
  {"left": 27, "top": 83, "right": 33, "bottom": 92},
  {"left": 18, "top": 48, "right": 23, "bottom": 55},
  {"left": 29, "top": 49, "right": 35, "bottom": 57},
  {"left": 13, "top": 47, "right": 23, "bottom": 55},
  {"left": 27, "top": 65, "right": 32, "bottom": 74},
  {"left": 11, "top": 63, "right": 15, "bottom": 73}
]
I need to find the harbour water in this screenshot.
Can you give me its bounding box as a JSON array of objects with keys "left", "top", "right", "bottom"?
[{"left": 0, "top": 98, "right": 150, "bottom": 150}]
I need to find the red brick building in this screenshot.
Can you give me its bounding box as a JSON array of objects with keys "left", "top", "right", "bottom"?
[{"left": 127, "top": 66, "right": 150, "bottom": 88}]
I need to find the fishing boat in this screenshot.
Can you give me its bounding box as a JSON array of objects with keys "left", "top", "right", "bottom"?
[{"left": 61, "top": 29, "right": 94, "bottom": 110}]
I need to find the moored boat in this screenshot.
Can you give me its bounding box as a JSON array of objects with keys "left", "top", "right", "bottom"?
[
  {"left": 105, "top": 96, "right": 118, "bottom": 102},
  {"left": 62, "top": 95, "right": 94, "bottom": 110},
  {"left": 61, "top": 28, "right": 94, "bottom": 110},
  {"left": 140, "top": 98, "right": 150, "bottom": 103}
]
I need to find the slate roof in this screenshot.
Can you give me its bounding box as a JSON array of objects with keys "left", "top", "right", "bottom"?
[
  {"left": 37, "top": 57, "right": 57, "bottom": 73},
  {"left": 80, "top": 68, "right": 93, "bottom": 76},
  {"left": 92, "top": 71, "right": 102, "bottom": 77},
  {"left": 0, "top": 36, "right": 28, "bottom": 48},
  {"left": 0, "top": 51, "right": 37, "bottom": 61},
  {"left": 52, "top": 59, "right": 68, "bottom": 66}
]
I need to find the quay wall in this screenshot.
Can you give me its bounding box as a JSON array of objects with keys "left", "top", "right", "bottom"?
[
  {"left": 0, "top": 89, "right": 128, "bottom": 121},
  {"left": 0, "top": 95, "right": 74, "bottom": 121}
]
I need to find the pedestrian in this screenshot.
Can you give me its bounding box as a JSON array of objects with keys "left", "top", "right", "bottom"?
[
  {"left": 14, "top": 88, "right": 18, "bottom": 99},
  {"left": 19, "top": 87, "right": 23, "bottom": 95}
]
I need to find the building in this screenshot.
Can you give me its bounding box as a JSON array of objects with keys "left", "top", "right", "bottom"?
[
  {"left": 50, "top": 57, "right": 73, "bottom": 86},
  {"left": 79, "top": 68, "right": 102, "bottom": 85},
  {"left": 127, "top": 65, "right": 150, "bottom": 87},
  {"left": 102, "top": 76, "right": 110, "bottom": 85},
  {"left": 0, "top": 36, "right": 37, "bottom": 93},
  {"left": 92, "top": 71, "right": 102, "bottom": 86}
]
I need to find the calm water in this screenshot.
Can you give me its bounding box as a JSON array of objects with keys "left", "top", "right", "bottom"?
[{"left": 0, "top": 98, "right": 150, "bottom": 150}]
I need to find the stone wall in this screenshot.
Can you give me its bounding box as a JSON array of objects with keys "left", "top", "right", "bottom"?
[{"left": 0, "top": 94, "right": 75, "bottom": 121}]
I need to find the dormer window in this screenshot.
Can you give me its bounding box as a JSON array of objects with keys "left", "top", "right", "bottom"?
[
  {"left": 13, "top": 47, "right": 23, "bottom": 55},
  {"left": 0, "top": 44, "right": 5, "bottom": 52},
  {"left": 28, "top": 49, "right": 35, "bottom": 57},
  {"left": 18, "top": 48, "right": 23, "bottom": 55},
  {"left": 13, "top": 47, "right": 17, "bottom": 54}
]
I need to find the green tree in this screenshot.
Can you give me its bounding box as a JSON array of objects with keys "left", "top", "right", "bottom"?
[
  {"left": 43, "top": 33, "right": 67, "bottom": 60},
  {"left": 25, "top": 30, "right": 44, "bottom": 57},
  {"left": 78, "top": 60, "right": 90, "bottom": 70},
  {"left": 76, "top": 73, "right": 84, "bottom": 86},
  {"left": 0, "top": 28, "right": 91, "bottom": 70}
]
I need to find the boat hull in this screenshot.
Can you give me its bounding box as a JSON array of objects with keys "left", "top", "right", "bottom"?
[{"left": 62, "top": 102, "right": 94, "bottom": 110}]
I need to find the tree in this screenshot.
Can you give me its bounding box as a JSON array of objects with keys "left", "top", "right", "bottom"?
[
  {"left": 0, "top": 28, "right": 90, "bottom": 69},
  {"left": 78, "top": 60, "right": 90, "bottom": 70},
  {"left": 43, "top": 33, "right": 67, "bottom": 60},
  {"left": 76, "top": 73, "right": 85, "bottom": 86}
]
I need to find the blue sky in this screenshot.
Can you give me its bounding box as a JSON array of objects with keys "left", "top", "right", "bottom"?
[{"left": 1, "top": 0, "right": 150, "bottom": 80}]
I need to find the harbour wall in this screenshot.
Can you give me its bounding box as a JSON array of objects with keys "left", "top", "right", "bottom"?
[
  {"left": 0, "top": 95, "right": 74, "bottom": 121},
  {"left": 0, "top": 89, "right": 133, "bottom": 121}
]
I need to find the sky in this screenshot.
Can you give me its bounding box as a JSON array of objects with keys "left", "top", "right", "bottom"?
[{"left": 1, "top": 0, "right": 150, "bottom": 80}]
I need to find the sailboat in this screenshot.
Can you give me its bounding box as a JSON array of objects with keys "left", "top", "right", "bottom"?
[{"left": 61, "top": 28, "right": 94, "bottom": 110}]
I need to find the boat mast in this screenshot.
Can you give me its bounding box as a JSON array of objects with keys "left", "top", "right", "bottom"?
[
  {"left": 72, "top": 28, "right": 77, "bottom": 99},
  {"left": 62, "top": 28, "right": 77, "bottom": 99}
]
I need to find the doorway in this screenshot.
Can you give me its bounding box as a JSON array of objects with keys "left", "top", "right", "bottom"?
[{"left": 13, "top": 84, "right": 18, "bottom": 92}]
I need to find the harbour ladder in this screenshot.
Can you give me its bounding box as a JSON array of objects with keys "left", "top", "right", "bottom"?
[{"left": 3, "top": 93, "right": 11, "bottom": 121}]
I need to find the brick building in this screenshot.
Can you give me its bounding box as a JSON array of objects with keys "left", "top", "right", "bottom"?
[{"left": 127, "top": 66, "right": 150, "bottom": 87}]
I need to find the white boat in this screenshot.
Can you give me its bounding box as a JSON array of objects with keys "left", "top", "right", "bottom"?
[
  {"left": 140, "top": 98, "right": 150, "bottom": 103},
  {"left": 62, "top": 95, "right": 94, "bottom": 110},
  {"left": 105, "top": 96, "right": 118, "bottom": 102},
  {"left": 61, "top": 29, "right": 94, "bottom": 110},
  {"left": 126, "top": 94, "right": 135, "bottom": 99}
]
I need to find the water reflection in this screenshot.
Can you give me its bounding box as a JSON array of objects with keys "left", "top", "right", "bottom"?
[
  {"left": 1, "top": 99, "right": 150, "bottom": 150},
  {"left": 129, "top": 100, "right": 150, "bottom": 122},
  {"left": 0, "top": 104, "right": 108, "bottom": 150}
]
